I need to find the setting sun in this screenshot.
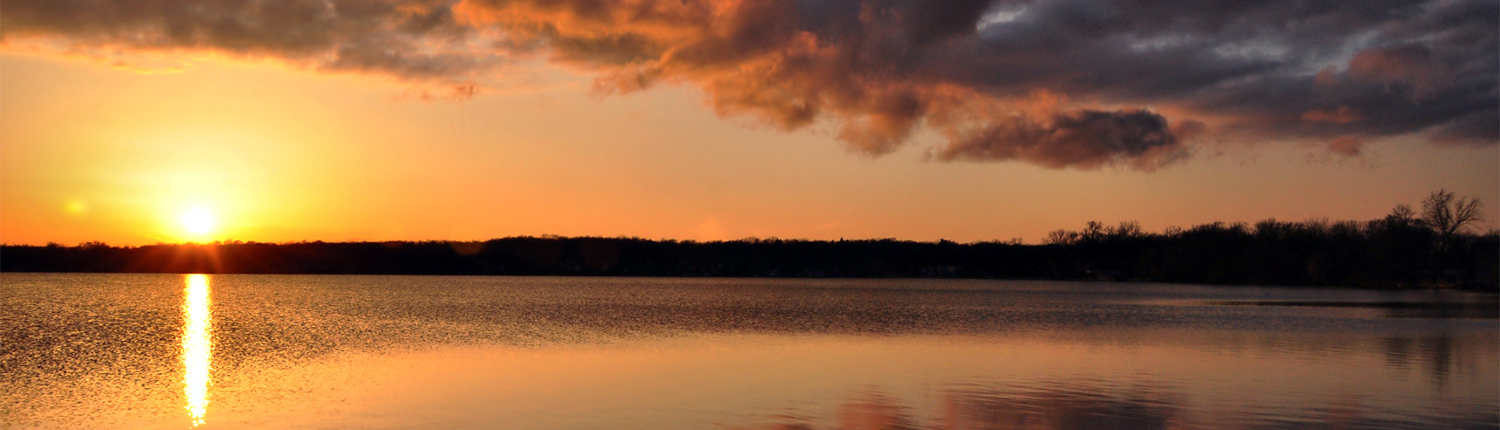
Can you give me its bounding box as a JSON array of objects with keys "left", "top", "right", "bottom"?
[
  {"left": 181, "top": 207, "right": 216, "bottom": 236},
  {"left": 0, "top": 2, "right": 1498, "bottom": 430}
]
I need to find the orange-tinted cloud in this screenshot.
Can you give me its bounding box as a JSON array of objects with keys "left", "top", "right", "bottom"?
[
  {"left": 0, "top": 0, "right": 505, "bottom": 82},
  {"left": 3, "top": 0, "right": 1495, "bottom": 167},
  {"left": 1327, "top": 136, "right": 1364, "bottom": 157},
  {"left": 1301, "top": 107, "right": 1362, "bottom": 125},
  {"left": 453, "top": 0, "right": 1191, "bottom": 167},
  {"left": 1348, "top": 44, "right": 1442, "bottom": 89}
]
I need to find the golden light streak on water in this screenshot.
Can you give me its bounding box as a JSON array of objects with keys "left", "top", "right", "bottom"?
[{"left": 182, "top": 274, "right": 213, "bottom": 427}]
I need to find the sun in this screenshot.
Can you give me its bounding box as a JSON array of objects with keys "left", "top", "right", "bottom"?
[{"left": 181, "top": 207, "right": 216, "bottom": 236}]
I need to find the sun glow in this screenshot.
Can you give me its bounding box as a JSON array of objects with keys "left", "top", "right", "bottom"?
[
  {"left": 181, "top": 207, "right": 216, "bottom": 236},
  {"left": 182, "top": 274, "right": 214, "bottom": 427}
]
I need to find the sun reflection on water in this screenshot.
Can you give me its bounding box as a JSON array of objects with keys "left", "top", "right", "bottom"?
[{"left": 182, "top": 274, "right": 213, "bottom": 427}]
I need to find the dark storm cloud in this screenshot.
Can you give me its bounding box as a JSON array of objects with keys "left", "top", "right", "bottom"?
[
  {"left": 0, "top": 0, "right": 501, "bottom": 80},
  {"left": 4, "top": 0, "right": 1495, "bottom": 169},
  {"left": 933, "top": 108, "right": 1186, "bottom": 170}
]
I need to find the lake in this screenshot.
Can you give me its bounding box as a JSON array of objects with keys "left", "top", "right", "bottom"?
[{"left": 1, "top": 273, "right": 1496, "bottom": 429}]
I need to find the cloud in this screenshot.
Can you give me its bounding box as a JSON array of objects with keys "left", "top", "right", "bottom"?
[
  {"left": 1301, "top": 107, "right": 1362, "bottom": 125},
  {"left": 932, "top": 108, "right": 1187, "bottom": 170},
  {"left": 1327, "top": 136, "right": 1365, "bottom": 157},
  {"left": 3, "top": 0, "right": 1495, "bottom": 169},
  {"left": 0, "top": 0, "right": 505, "bottom": 82}
]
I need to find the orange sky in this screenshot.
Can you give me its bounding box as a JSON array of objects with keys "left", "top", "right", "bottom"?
[{"left": 1, "top": 52, "right": 1496, "bottom": 245}]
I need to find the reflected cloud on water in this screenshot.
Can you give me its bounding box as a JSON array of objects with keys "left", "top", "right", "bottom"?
[
  {"left": 182, "top": 274, "right": 213, "bottom": 427},
  {"left": 740, "top": 387, "right": 1178, "bottom": 430},
  {"left": 1, "top": 274, "right": 1494, "bottom": 429},
  {"left": 743, "top": 382, "right": 1499, "bottom": 430},
  {"left": 940, "top": 387, "right": 1178, "bottom": 430}
]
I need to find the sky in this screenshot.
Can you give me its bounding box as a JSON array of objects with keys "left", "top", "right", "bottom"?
[{"left": 1, "top": 0, "right": 1496, "bottom": 245}]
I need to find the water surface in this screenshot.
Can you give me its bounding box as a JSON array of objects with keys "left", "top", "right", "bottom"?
[{"left": 2, "top": 274, "right": 1496, "bottom": 429}]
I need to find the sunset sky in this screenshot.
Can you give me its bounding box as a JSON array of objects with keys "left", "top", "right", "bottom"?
[{"left": 1, "top": 0, "right": 1496, "bottom": 245}]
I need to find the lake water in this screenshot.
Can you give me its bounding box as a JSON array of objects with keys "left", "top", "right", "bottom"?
[{"left": 2, "top": 273, "right": 1496, "bottom": 430}]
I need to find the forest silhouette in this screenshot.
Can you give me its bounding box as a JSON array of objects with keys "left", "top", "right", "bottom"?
[{"left": 4, "top": 191, "right": 1496, "bottom": 290}]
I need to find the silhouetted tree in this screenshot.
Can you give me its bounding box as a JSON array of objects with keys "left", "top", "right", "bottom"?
[
  {"left": 1422, "top": 189, "right": 1484, "bottom": 254},
  {"left": 3, "top": 191, "right": 1495, "bottom": 290},
  {"left": 1044, "top": 230, "right": 1080, "bottom": 245},
  {"left": 1421, "top": 189, "right": 1486, "bottom": 287},
  {"left": 1388, "top": 204, "right": 1418, "bottom": 225}
]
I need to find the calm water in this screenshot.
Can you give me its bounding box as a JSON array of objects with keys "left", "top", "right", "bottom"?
[{"left": 2, "top": 274, "right": 1496, "bottom": 430}]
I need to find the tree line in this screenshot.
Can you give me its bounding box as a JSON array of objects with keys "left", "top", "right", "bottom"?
[{"left": 3, "top": 190, "right": 1495, "bottom": 290}]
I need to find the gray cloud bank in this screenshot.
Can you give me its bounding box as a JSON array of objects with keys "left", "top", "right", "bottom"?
[{"left": 3, "top": 0, "right": 1495, "bottom": 169}]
